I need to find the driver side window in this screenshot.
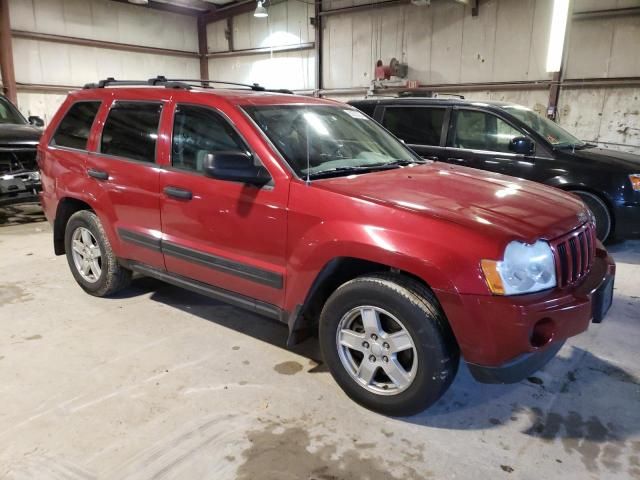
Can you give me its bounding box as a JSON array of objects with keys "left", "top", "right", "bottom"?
[
  {"left": 172, "top": 105, "right": 249, "bottom": 173},
  {"left": 451, "top": 110, "right": 521, "bottom": 153}
]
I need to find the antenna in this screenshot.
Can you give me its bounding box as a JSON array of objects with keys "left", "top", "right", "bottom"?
[{"left": 305, "top": 109, "right": 311, "bottom": 185}]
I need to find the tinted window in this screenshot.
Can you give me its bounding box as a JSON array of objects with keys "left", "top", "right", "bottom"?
[
  {"left": 382, "top": 107, "right": 445, "bottom": 146},
  {"left": 52, "top": 102, "right": 101, "bottom": 150},
  {"left": 451, "top": 110, "right": 521, "bottom": 153},
  {"left": 172, "top": 105, "right": 248, "bottom": 173},
  {"left": 0, "top": 97, "right": 26, "bottom": 124},
  {"left": 101, "top": 102, "right": 162, "bottom": 162},
  {"left": 352, "top": 102, "right": 376, "bottom": 118}
]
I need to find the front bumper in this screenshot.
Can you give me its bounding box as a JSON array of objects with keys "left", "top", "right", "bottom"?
[
  {"left": 0, "top": 179, "right": 41, "bottom": 207},
  {"left": 613, "top": 200, "right": 640, "bottom": 238},
  {"left": 436, "top": 245, "right": 616, "bottom": 383}
]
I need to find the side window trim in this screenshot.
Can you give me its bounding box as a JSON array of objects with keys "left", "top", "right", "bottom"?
[
  {"left": 168, "top": 102, "right": 269, "bottom": 181},
  {"left": 381, "top": 105, "right": 448, "bottom": 147},
  {"left": 49, "top": 100, "right": 102, "bottom": 152},
  {"left": 97, "top": 100, "right": 163, "bottom": 164},
  {"left": 448, "top": 107, "right": 527, "bottom": 155}
]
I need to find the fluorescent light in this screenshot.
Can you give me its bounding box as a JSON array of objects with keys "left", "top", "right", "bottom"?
[
  {"left": 254, "top": 0, "right": 268, "bottom": 17},
  {"left": 546, "top": 0, "right": 570, "bottom": 72}
]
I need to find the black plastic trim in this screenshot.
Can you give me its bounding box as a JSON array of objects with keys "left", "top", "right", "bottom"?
[
  {"left": 466, "top": 340, "right": 565, "bottom": 384},
  {"left": 129, "top": 262, "right": 283, "bottom": 321},
  {"left": 118, "top": 228, "right": 161, "bottom": 252},
  {"left": 162, "top": 241, "right": 283, "bottom": 289}
]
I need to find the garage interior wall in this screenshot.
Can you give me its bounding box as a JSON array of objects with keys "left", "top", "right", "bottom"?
[
  {"left": 6, "top": 0, "right": 200, "bottom": 122},
  {"left": 1, "top": 0, "right": 638, "bottom": 153}
]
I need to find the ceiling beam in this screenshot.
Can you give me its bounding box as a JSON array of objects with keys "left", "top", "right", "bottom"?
[
  {"left": 202, "top": 1, "right": 255, "bottom": 24},
  {"left": 110, "top": 0, "right": 213, "bottom": 17}
]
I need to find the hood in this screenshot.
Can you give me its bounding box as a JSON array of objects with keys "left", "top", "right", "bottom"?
[
  {"left": 0, "top": 123, "right": 42, "bottom": 147},
  {"left": 316, "top": 164, "right": 588, "bottom": 242},
  {"left": 563, "top": 146, "right": 640, "bottom": 172}
]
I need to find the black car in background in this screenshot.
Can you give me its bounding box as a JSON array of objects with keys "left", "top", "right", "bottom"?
[
  {"left": 0, "top": 95, "right": 43, "bottom": 207},
  {"left": 349, "top": 97, "right": 640, "bottom": 242}
]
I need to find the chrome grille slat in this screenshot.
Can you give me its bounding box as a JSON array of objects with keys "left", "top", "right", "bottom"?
[{"left": 552, "top": 222, "right": 596, "bottom": 288}]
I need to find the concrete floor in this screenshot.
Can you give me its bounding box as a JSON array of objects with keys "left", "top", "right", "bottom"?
[{"left": 0, "top": 206, "right": 639, "bottom": 480}]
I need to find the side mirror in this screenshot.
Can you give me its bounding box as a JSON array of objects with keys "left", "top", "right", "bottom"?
[
  {"left": 509, "top": 136, "right": 535, "bottom": 155},
  {"left": 28, "top": 116, "right": 44, "bottom": 127},
  {"left": 203, "top": 151, "right": 270, "bottom": 186}
]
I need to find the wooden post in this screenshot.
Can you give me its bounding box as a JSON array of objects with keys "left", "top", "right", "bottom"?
[
  {"left": 197, "top": 16, "right": 209, "bottom": 80},
  {"left": 0, "top": 0, "right": 17, "bottom": 103}
]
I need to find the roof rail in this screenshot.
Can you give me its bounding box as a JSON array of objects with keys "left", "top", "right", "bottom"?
[{"left": 83, "top": 76, "right": 294, "bottom": 94}]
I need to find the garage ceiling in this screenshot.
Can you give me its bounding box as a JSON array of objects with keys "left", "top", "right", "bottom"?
[{"left": 114, "top": 0, "right": 239, "bottom": 16}]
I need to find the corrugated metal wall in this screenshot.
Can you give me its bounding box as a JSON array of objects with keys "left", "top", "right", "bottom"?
[{"left": 8, "top": 0, "right": 200, "bottom": 122}]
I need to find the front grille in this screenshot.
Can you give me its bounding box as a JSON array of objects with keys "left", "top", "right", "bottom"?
[{"left": 551, "top": 222, "right": 596, "bottom": 288}]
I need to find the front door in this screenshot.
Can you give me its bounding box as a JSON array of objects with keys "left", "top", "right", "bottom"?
[
  {"left": 159, "top": 102, "right": 288, "bottom": 307},
  {"left": 86, "top": 99, "right": 166, "bottom": 269}
]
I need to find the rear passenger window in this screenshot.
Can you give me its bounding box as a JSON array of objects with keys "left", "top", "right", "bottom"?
[
  {"left": 382, "top": 107, "right": 445, "bottom": 146},
  {"left": 100, "top": 102, "right": 162, "bottom": 163},
  {"left": 52, "top": 101, "right": 101, "bottom": 150},
  {"left": 171, "top": 105, "right": 248, "bottom": 173}
]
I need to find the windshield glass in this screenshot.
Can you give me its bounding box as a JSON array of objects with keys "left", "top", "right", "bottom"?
[
  {"left": 243, "top": 105, "right": 420, "bottom": 178},
  {"left": 0, "top": 97, "right": 26, "bottom": 125},
  {"left": 500, "top": 104, "right": 584, "bottom": 148}
]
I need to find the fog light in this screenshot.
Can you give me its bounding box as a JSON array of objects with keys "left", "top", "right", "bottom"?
[{"left": 530, "top": 318, "right": 555, "bottom": 348}]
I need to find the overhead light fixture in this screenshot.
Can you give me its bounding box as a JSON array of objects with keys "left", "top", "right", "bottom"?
[
  {"left": 128, "top": 0, "right": 149, "bottom": 4},
  {"left": 254, "top": 0, "right": 268, "bottom": 17},
  {"left": 546, "top": 0, "right": 570, "bottom": 72}
]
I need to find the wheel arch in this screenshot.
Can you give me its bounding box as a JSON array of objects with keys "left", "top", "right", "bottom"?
[
  {"left": 560, "top": 185, "right": 615, "bottom": 236},
  {"left": 53, "top": 197, "right": 94, "bottom": 255},
  {"left": 285, "top": 256, "right": 452, "bottom": 346}
]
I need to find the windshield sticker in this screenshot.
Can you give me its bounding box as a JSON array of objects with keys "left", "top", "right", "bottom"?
[
  {"left": 345, "top": 110, "right": 369, "bottom": 120},
  {"left": 546, "top": 134, "right": 559, "bottom": 144}
]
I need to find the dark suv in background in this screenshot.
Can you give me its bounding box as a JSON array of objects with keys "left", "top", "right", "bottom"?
[
  {"left": 349, "top": 97, "right": 640, "bottom": 242},
  {"left": 0, "top": 95, "right": 44, "bottom": 207}
]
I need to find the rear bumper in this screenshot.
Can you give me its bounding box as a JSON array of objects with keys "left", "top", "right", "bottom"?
[{"left": 436, "top": 245, "right": 615, "bottom": 381}]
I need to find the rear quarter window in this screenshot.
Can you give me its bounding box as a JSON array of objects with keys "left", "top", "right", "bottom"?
[
  {"left": 382, "top": 107, "right": 445, "bottom": 146},
  {"left": 51, "top": 101, "right": 101, "bottom": 150}
]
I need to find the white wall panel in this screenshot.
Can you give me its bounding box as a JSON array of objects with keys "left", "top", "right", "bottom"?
[
  {"left": 16, "top": 92, "right": 67, "bottom": 123},
  {"left": 207, "top": 19, "right": 229, "bottom": 53},
  {"left": 208, "top": 50, "right": 315, "bottom": 90},
  {"left": 9, "top": 0, "right": 198, "bottom": 52}
]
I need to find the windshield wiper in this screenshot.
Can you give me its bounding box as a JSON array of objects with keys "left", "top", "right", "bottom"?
[{"left": 307, "top": 164, "right": 400, "bottom": 179}]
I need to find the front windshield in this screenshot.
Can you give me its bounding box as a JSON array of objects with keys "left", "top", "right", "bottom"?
[
  {"left": 0, "top": 97, "right": 26, "bottom": 125},
  {"left": 501, "top": 104, "right": 584, "bottom": 148},
  {"left": 243, "top": 105, "right": 420, "bottom": 178}
]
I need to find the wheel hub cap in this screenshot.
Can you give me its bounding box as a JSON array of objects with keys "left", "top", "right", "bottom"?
[
  {"left": 71, "top": 226, "right": 103, "bottom": 284},
  {"left": 336, "top": 305, "right": 418, "bottom": 396}
]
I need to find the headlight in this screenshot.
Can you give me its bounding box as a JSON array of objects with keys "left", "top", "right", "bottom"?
[
  {"left": 28, "top": 171, "right": 41, "bottom": 181},
  {"left": 630, "top": 174, "right": 640, "bottom": 192},
  {"left": 481, "top": 240, "right": 557, "bottom": 295}
]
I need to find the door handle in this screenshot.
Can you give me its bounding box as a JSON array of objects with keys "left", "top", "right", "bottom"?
[
  {"left": 448, "top": 158, "right": 466, "bottom": 163},
  {"left": 422, "top": 155, "right": 439, "bottom": 161},
  {"left": 164, "top": 186, "right": 193, "bottom": 200},
  {"left": 87, "top": 168, "right": 109, "bottom": 180}
]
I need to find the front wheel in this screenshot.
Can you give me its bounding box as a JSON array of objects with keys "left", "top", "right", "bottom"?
[
  {"left": 319, "top": 273, "right": 459, "bottom": 416},
  {"left": 573, "top": 190, "right": 612, "bottom": 242}
]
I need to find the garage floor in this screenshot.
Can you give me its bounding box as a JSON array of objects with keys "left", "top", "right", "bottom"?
[{"left": 1, "top": 207, "right": 639, "bottom": 480}]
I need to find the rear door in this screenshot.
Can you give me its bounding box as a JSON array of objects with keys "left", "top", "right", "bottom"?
[
  {"left": 445, "top": 108, "right": 529, "bottom": 174},
  {"left": 158, "top": 101, "right": 288, "bottom": 307},
  {"left": 85, "top": 98, "right": 166, "bottom": 269},
  {"left": 379, "top": 105, "right": 449, "bottom": 162}
]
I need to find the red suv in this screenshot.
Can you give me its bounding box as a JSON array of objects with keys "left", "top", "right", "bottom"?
[{"left": 39, "top": 78, "right": 616, "bottom": 415}]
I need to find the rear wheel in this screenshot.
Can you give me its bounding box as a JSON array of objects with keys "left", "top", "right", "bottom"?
[
  {"left": 64, "top": 210, "right": 131, "bottom": 296},
  {"left": 319, "top": 273, "right": 459, "bottom": 416},
  {"left": 573, "top": 190, "right": 611, "bottom": 242}
]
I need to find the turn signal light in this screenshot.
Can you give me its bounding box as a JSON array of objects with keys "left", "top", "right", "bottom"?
[
  {"left": 480, "top": 260, "right": 505, "bottom": 295},
  {"left": 630, "top": 174, "right": 640, "bottom": 192}
]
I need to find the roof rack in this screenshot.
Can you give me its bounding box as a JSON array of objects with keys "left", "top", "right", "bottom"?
[{"left": 83, "top": 76, "right": 293, "bottom": 94}]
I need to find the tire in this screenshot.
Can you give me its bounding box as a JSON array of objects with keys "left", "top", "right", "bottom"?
[
  {"left": 319, "top": 273, "right": 459, "bottom": 416},
  {"left": 572, "top": 190, "right": 612, "bottom": 242},
  {"left": 64, "top": 210, "right": 132, "bottom": 297}
]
